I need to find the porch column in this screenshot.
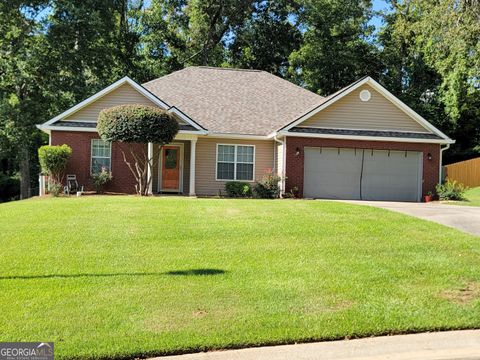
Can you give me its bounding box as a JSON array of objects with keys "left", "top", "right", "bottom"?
[
  {"left": 189, "top": 138, "right": 197, "bottom": 196},
  {"left": 147, "top": 142, "right": 154, "bottom": 195}
]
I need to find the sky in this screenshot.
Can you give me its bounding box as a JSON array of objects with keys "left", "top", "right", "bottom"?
[{"left": 370, "top": 0, "right": 390, "bottom": 30}]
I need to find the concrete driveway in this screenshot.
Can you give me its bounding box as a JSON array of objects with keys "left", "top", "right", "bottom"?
[
  {"left": 153, "top": 330, "right": 480, "bottom": 360},
  {"left": 342, "top": 200, "right": 480, "bottom": 236}
]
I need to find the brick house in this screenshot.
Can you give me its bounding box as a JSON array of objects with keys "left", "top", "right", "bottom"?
[{"left": 37, "top": 67, "right": 454, "bottom": 201}]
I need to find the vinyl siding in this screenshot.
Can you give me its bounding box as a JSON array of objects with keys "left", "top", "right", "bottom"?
[
  {"left": 195, "top": 138, "right": 275, "bottom": 196},
  {"left": 63, "top": 83, "right": 185, "bottom": 122},
  {"left": 300, "top": 84, "right": 430, "bottom": 133}
]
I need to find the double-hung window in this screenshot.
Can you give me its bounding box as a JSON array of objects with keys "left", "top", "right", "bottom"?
[
  {"left": 91, "top": 139, "right": 111, "bottom": 173},
  {"left": 216, "top": 144, "right": 254, "bottom": 181}
]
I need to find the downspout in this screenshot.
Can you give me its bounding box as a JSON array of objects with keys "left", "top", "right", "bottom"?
[
  {"left": 439, "top": 143, "right": 450, "bottom": 184},
  {"left": 273, "top": 133, "right": 286, "bottom": 194}
]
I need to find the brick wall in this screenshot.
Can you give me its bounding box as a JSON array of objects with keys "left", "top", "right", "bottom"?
[
  {"left": 284, "top": 136, "right": 440, "bottom": 198},
  {"left": 51, "top": 131, "right": 145, "bottom": 194}
]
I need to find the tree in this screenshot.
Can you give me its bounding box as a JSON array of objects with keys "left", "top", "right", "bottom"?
[
  {"left": 139, "top": 0, "right": 188, "bottom": 79},
  {"left": 377, "top": 1, "right": 450, "bottom": 134},
  {"left": 185, "top": 0, "right": 255, "bottom": 66},
  {"left": 97, "top": 104, "right": 179, "bottom": 195},
  {"left": 227, "top": 0, "right": 301, "bottom": 76},
  {"left": 409, "top": 0, "right": 480, "bottom": 161},
  {"left": 288, "top": 0, "right": 383, "bottom": 95},
  {"left": 378, "top": 0, "right": 480, "bottom": 162},
  {"left": 0, "top": 1, "right": 51, "bottom": 199}
]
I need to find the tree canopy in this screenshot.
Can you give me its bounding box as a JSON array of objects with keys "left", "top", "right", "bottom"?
[{"left": 1, "top": 0, "right": 479, "bottom": 198}]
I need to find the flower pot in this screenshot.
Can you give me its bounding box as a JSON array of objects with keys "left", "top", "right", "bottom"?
[{"left": 424, "top": 195, "right": 433, "bottom": 203}]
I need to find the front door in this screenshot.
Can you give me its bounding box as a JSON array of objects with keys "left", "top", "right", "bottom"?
[{"left": 162, "top": 146, "right": 180, "bottom": 191}]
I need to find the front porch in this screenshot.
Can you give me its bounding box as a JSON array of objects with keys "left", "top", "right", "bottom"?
[{"left": 148, "top": 135, "right": 197, "bottom": 196}]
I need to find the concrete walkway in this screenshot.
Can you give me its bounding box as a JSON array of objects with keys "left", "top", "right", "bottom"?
[
  {"left": 342, "top": 201, "right": 480, "bottom": 236},
  {"left": 153, "top": 330, "right": 480, "bottom": 360}
]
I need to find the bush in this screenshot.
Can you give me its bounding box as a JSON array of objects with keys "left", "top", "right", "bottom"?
[
  {"left": 49, "top": 181, "right": 63, "bottom": 197},
  {"left": 436, "top": 180, "right": 467, "bottom": 201},
  {"left": 0, "top": 174, "right": 20, "bottom": 202},
  {"left": 282, "top": 186, "right": 299, "bottom": 199},
  {"left": 91, "top": 167, "right": 113, "bottom": 194},
  {"left": 225, "top": 181, "right": 252, "bottom": 198},
  {"left": 254, "top": 170, "right": 281, "bottom": 199},
  {"left": 38, "top": 145, "right": 72, "bottom": 183},
  {"left": 97, "top": 104, "right": 178, "bottom": 144},
  {"left": 38, "top": 144, "right": 72, "bottom": 197}
]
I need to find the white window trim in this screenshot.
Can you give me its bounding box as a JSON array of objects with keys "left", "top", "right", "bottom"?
[
  {"left": 90, "top": 139, "right": 112, "bottom": 174},
  {"left": 215, "top": 143, "right": 256, "bottom": 182}
]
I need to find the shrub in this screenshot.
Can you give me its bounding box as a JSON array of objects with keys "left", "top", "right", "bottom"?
[
  {"left": 91, "top": 167, "right": 113, "bottom": 194},
  {"left": 38, "top": 145, "right": 72, "bottom": 196},
  {"left": 38, "top": 145, "right": 72, "bottom": 181},
  {"left": 282, "top": 186, "right": 299, "bottom": 199},
  {"left": 436, "top": 180, "right": 467, "bottom": 201},
  {"left": 49, "top": 181, "right": 63, "bottom": 197},
  {"left": 254, "top": 170, "right": 281, "bottom": 199},
  {"left": 225, "top": 181, "right": 252, "bottom": 198},
  {"left": 0, "top": 174, "right": 20, "bottom": 202}
]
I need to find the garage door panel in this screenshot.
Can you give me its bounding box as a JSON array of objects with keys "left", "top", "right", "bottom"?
[
  {"left": 361, "top": 150, "right": 421, "bottom": 201},
  {"left": 304, "top": 148, "right": 362, "bottom": 199},
  {"left": 303, "top": 147, "right": 422, "bottom": 202}
]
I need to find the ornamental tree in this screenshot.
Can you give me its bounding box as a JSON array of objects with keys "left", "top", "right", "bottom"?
[{"left": 97, "top": 104, "right": 179, "bottom": 195}]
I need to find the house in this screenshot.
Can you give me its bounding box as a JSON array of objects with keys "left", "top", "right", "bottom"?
[{"left": 37, "top": 66, "right": 454, "bottom": 201}]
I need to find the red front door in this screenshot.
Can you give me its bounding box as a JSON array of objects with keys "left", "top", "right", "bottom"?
[{"left": 162, "top": 146, "right": 180, "bottom": 191}]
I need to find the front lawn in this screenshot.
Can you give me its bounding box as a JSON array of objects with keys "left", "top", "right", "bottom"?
[{"left": 1, "top": 196, "right": 479, "bottom": 359}]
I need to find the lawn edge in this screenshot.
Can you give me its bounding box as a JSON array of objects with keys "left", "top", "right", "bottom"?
[{"left": 64, "top": 326, "right": 480, "bottom": 360}]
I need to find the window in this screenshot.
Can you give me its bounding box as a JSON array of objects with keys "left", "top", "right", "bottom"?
[
  {"left": 216, "top": 144, "right": 254, "bottom": 181},
  {"left": 91, "top": 139, "right": 111, "bottom": 173}
]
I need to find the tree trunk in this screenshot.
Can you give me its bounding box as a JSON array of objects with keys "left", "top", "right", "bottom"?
[{"left": 19, "top": 149, "right": 30, "bottom": 199}]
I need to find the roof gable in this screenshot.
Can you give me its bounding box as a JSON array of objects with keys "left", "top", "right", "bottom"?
[
  {"left": 299, "top": 84, "right": 428, "bottom": 133},
  {"left": 280, "top": 77, "right": 453, "bottom": 143},
  {"left": 63, "top": 82, "right": 168, "bottom": 122},
  {"left": 39, "top": 76, "right": 206, "bottom": 133}
]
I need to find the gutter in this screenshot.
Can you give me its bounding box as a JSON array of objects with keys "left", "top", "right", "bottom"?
[
  {"left": 439, "top": 143, "right": 451, "bottom": 184},
  {"left": 273, "top": 133, "right": 286, "bottom": 193}
]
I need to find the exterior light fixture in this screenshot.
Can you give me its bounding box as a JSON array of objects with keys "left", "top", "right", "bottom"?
[
  {"left": 427, "top": 153, "right": 432, "bottom": 160},
  {"left": 295, "top": 147, "right": 301, "bottom": 156}
]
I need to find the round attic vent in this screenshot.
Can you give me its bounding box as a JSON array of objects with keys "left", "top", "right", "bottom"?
[{"left": 359, "top": 89, "right": 371, "bottom": 102}]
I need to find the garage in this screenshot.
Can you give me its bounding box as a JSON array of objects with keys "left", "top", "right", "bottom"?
[{"left": 304, "top": 147, "right": 423, "bottom": 201}]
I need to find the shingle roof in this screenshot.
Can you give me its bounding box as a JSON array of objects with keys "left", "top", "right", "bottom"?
[
  {"left": 143, "top": 67, "right": 324, "bottom": 136},
  {"left": 290, "top": 127, "right": 443, "bottom": 140},
  {"left": 55, "top": 120, "right": 196, "bottom": 131}
]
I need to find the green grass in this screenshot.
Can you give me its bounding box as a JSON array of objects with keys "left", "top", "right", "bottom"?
[
  {"left": 462, "top": 187, "right": 480, "bottom": 206},
  {"left": 443, "top": 187, "right": 480, "bottom": 206},
  {"left": 1, "top": 196, "right": 480, "bottom": 359}
]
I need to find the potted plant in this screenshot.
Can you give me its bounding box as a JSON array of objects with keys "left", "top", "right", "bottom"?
[{"left": 424, "top": 191, "right": 434, "bottom": 203}]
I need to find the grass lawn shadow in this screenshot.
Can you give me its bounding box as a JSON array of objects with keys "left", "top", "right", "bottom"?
[
  {"left": 164, "top": 268, "right": 226, "bottom": 276},
  {"left": 0, "top": 269, "right": 226, "bottom": 280}
]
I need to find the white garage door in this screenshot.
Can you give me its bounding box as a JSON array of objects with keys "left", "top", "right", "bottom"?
[{"left": 304, "top": 147, "right": 422, "bottom": 202}]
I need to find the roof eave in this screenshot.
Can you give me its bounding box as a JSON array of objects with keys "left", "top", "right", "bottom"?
[{"left": 277, "top": 130, "right": 455, "bottom": 145}]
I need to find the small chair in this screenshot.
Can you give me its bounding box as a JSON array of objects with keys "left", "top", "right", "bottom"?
[{"left": 64, "top": 175, "right": 84, "bottom": 195}]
